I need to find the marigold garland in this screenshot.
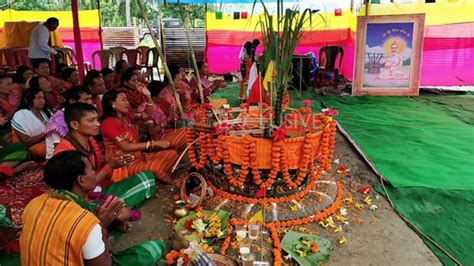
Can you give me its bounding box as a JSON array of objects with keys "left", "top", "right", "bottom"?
[
  {"left": 269, "top": 226, "right": 282, "bottom": 266},
  {"left": 196, "top": 132, "right": 207, "bottom": 169},
  {"left": 225, "top": 181, "right": 343, "bottom": 228},
  {"left": 208, "top": 165, "right": 323, "bottom": 205},
  {"left": 248, "top": 138, "right": 262, "bottom": 185},
  {"left": 165, "top": 250, "right": 180, "bottom": 265},
  {"left": 261, "top": 140, "right": 281, "bottom": 188},
  {"left": 218, "top": 182, "right": 343, "bottom": 264},
  {"left": 186, "top": 128, "right": 197, "bottom": 167},
  {"left": 219, "top": 223, "right": 233, "bottom": 255}
]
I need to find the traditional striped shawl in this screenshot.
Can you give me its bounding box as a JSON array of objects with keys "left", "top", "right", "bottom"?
[{"left": 20, "top": 193, "right": 99, "bottom": 266}]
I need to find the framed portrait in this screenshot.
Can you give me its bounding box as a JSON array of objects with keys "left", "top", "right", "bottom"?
[{"left": 353, "top": 14, "right": 425, "bottom": 96}]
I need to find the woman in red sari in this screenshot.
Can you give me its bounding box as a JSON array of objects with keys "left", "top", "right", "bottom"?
[
  {"left": 100, "top": 89, "right": 180, "bottom": 185},
  {"left": 114, "top": 59, "right": 130, "bottom": 86},
  {"left": 27, "top": 76, "right": 65, "bottom": 112},
  {"left": 140, "top": 81, "right": 187, "bottom": 152},
  {"left": 117, "top": 68, "right": 151, "bottom": 113}
]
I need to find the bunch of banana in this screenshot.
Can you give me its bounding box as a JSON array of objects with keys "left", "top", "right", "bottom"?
[{"left": 204, "top": 213, "right": 222, "bottom": 238}]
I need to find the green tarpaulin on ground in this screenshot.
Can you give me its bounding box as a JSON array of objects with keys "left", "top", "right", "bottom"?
[{"left": 318, "top": 94, "right": 474, "bottom": 265}]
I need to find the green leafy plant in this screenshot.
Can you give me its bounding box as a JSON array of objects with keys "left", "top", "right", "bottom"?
[{"left": 252, "top": 0, "right": 319, "bottom": 126}]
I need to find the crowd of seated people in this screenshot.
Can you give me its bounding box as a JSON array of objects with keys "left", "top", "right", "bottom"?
[{"left": 0, "top": 57, "right": 228, "bottom": 264}]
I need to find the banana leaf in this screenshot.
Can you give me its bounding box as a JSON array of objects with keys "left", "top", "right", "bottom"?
[
  {"left": 281, "top": 230, "right": 332, "bottom": 265},
  {"left": 175, "top": 210, "right": 230, "bottom": 245}
]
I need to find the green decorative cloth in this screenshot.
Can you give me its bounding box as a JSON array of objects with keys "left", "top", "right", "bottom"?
[
  {"left": 102, "top": 171, "right": 156, "bottom": 207},
  {"left": 52, "top": 189, "right": 97, "bottom": 213},
  {"left": 112, "top": 240, "right": 168, "bottom": 265},
  {"left": 0, "top": 143, "right": 29, "bottom": 163}
]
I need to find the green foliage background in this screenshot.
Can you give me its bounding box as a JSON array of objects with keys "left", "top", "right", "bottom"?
[{"left": 0, "top": 0, "right": 214, "bottom": 27}]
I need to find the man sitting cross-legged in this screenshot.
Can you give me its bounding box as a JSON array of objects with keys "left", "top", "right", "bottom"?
[
  {"left": 54, "top": 102, "right": 157, "bottom": 232},
  {"left": 45, "top": 86, "right": 93, "bottom": 160},
  {"left": 20, "top": 151, "right": 167, "bottom": 265}
]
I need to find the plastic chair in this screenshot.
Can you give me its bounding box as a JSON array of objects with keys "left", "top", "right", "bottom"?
[
  {"left": 54, "top": 47, "right": 77, "bottom": 66},
  {"left": 91, "top": 49, "right": 114, "bottom": 70},
  {"left": 146, "top": 47, "right": 161, "bottom": 81},
  {"left": 137, "top": 46, "right": 150, "bottom": 68},
  {"left": 109, "top": 46, "right": 126, "bottom": 63},
  {"left": 84, "top": 62, "right": 92, "bottom": 72},
  {"left": 119, "top": 49, "right": 141, "bottom": 68},
  {"left": 314, "top": 46, "right": 344, "bottom": 89}
]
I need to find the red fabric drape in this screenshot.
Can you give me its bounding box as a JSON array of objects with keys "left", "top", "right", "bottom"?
[{"left": 71, "top": 0, "right": 85, "bottom": 80}]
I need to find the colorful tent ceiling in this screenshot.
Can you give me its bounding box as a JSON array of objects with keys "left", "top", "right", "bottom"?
[
  {"left": 206, "top": 0, "right": 474, "bottom": 86},
  {"left": 0, "top": 9, "right": 101, "bottom": 64}
]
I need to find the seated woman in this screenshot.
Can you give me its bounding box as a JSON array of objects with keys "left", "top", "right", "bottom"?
[
  {"left": 0, "top": 114, "right": 36, "bottom": 180},
  {"left": 101, "top": 68, "right": 117, "bottom": 91},
  {"left": 139, "top": 81, "right": 187, "bottom": 152},
  {"left": 117, "top": 68, "right": 152, "bottom": 112},
  {"left": 100, "top": 90, "right": 180, "bottom": 185},
  {"left": 12, "top": 66, "right": 33, "bottom": 97},
  {"left": 84, "top": 70, "right": 106, "bottom": 116},
  {"left": 28, "top": 76, "right": 65, "bottom": 112},
  {"left": 11, "top": 88, "right": 50, "bottom": 159},
  {"left": 114, "top": 59, "right": 130, "bottom": 85},
  {"left": 0, "top": 75, "right": 21, "bottom": 122},
  {"left": 190, "top": 62, "right": 227, "bottom": 108},
  {"left": 61, "top": 67, "right": 80, "bottom": 90},
  {"left": 20, "top": 151, "right": 167, "bottom": 265},
  {"left": 156, "top": 64, "right": 193, "bottom": 122},
  {"left": 44, "top": 86, "right": 93, "bottom": 160}
]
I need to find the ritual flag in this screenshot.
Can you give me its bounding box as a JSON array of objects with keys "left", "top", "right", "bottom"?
[
  {"left": 241, "top": 12, "right": 248, "bottom": 19},
  {"left": 334, "top": 8, "right": 342, "bottom": 16},
  {"left": 426, "top": 0, "right": 436, "bottom": 2},
  {"left": 250, "top": 210, "right": 264, "bottom": 223},
  {"left": 215, "top": 12, "right": 223, "bottom": 20},
  {"left": 263, "top": 61, "right": 274, "bottom": 92},
  {"left": 371, "top": 0, "right": 381, "bottom": 3},
  {"left": 246, "top": 62, "right": 258, "bottom": 98},
  {"left": 234, "top": 12, "right": 240, "bottom": 19},
  {"left": 246, "top": 74, "right": 263, "bottom": 108}
]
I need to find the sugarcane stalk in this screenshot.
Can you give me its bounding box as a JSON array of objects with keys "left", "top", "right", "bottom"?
[
  {"left": 177, "top": 4, "right": 205, "bottom": 103},
  {"left": 136, "top": 0, "right": 184, "bottom": 115}
]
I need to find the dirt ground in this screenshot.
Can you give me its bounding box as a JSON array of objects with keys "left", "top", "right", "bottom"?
[{"left": 117, "top": 131, "right": 440, "bottom": 265}]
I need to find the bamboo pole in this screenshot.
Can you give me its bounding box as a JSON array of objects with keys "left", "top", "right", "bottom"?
[
  {"left": 177, "top": 3, "right": 205, "bottom": 103},
  {"left": 136, "top": 0, "right": 184, "bottom": 115},
  {"left": 365, "top": 0, "right": 370, "bottom": 17}
]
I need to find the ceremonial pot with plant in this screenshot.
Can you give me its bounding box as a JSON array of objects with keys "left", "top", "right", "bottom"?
[
  {"left": 185, "top": 1, "right": 335, "bottom": 199},
  {"left": 186, "top": 105, "right": 336, "bottom": 199}
]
